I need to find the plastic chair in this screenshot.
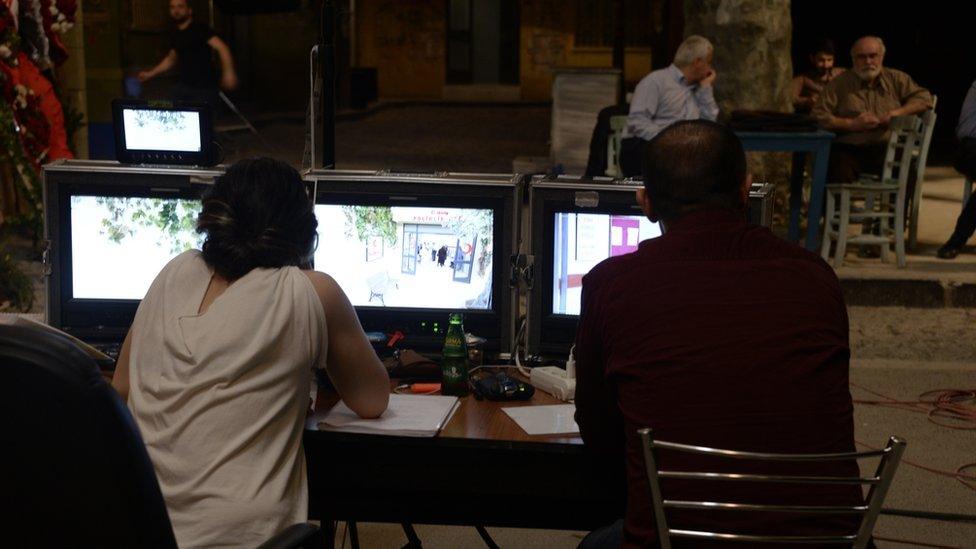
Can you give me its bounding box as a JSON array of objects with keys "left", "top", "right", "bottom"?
[
  {"left": 639, "top": 428, "right": 906, "bottom": 548},
  {"left": 0, "top": 324, "right": 322, "bottom": 549},
  {"left": 821, "top": 116, "right": 923, "bottom": 268},
  {"left": 606, "top": 115, "right": 628, "bottom": 177}
]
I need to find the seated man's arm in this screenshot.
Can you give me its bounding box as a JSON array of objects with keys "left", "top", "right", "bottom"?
[
  {"left": 208, "top": 35, "right": 239, "bottom": 91},
  {"left": 792, "top": 75, "right": 816, "bottom": 110},
  {"left": 627, "top": 79, "right": 666, "bottom": 140},
  {"left": 812, "top": 83, "right": 880, "bottom": 133},
  {"left": 886, "top": 77, "right": 934, "bottom": 121},
  {"left": 574, "top": 272, "right": 625, "bottom": 455},
  {"left": 137, "top": 50, "right": 177, "bottom": 83},
  {"left": 693, "top": 72, "right": 719, "bottom": 121}
]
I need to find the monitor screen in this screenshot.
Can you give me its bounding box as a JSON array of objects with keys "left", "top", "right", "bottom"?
[
  {"left": 551, "top": 212, "right": 661, "bottom": 315},
  {"left": 70, "top": 195, "right": 203, "bottom": 300},
  {"left": 314, "top": 204, "right": 494, "bottom": 310},
  {"left": 122, "top": 108, "right": 202, "bottom": 152}
]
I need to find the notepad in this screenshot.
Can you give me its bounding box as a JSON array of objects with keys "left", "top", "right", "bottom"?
[
  {"left": 503, "top": 404, "right": 580, "bottom": 435},
  {"left": 318, "top": 393, "right": 460, "bottom": 437}
]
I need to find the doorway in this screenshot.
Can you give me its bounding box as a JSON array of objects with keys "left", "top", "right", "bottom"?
[{"left": 446, "top": 0, "right": 519, "bottom": 85}]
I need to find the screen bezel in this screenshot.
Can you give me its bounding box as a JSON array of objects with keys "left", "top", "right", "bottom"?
[
  {"left": 311, "top": 177, "right": 517, "bottom": 353},
  {"left": 47, "top": 169, "right": 208, "bottom": 342},
  {"left": 112, "top": 99, "right": 215, "bottom": 166},
  {"left": 528, "top": 183, "right": 653, "bottom": 356}
]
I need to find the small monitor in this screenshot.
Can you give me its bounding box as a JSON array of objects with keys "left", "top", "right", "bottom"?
[
  {"left": 527, "top": 177, "right": 661, "bottom": 355},
  {"left": 112, "top": 99, "right": 215, "bottom": 166}
]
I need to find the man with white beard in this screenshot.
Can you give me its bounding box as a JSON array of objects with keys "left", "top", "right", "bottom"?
[{"left": 812, "top": 36, "right": 933, "bottom": 182}]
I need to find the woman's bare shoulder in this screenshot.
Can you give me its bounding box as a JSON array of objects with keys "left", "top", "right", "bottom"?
[{"left": 299, "top": 270, "right": 346, "bottom": 305}]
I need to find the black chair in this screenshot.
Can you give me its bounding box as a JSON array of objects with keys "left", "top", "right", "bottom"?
[{"left": 0, "top": 324, "right": 321, "bottom": 548}]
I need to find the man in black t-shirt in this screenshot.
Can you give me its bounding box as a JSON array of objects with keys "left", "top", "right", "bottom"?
[{"left": 138, "top": 0, "right": 238, "bottom": 107}]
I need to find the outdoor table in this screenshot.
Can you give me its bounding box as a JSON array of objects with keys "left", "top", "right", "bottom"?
[{"left": 735, "top": 130, "right": 835, "bottom": 250}]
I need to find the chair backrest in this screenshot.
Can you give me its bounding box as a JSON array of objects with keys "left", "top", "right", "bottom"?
[
  {"left": 606, "top": 115, "right": 629, "bottom": 177},
  {"left": 0, "top": 324, "right": 178, "bottom": 549},
  {"left": 914, "top": 109, "right": 937, "bottom": 183},
  {"left": 638, "top": 428, "right": 906, "bottom": 549},
  {"left": 880, "top": 116, "right": 924, "bottom": 195}
]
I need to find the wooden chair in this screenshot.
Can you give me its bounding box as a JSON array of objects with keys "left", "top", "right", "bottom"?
[
  {"left": 638, "top": 428, "right": 906, "bottom": 548},
  {"left": 906, "top": 109, "right": 937, "bottom": 251},
  {"left": 821, "top": 116, "right": 923, "bottom": 268}
]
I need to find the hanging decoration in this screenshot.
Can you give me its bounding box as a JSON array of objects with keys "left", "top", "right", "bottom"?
[{"left": 0, "top": 0, "right": 76, "bottom": 233}]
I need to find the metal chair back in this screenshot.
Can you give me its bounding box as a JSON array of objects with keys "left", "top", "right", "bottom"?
[{"left": 638, "top": 428, "right": 906, "bottom": 548}]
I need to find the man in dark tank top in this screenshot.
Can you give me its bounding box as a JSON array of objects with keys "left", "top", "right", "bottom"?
[{"left": 138, "top": 0, "right": 238, "bottom": 108}]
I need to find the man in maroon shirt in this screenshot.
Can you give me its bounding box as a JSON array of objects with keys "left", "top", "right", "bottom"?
[{"left": 575, "top": 120, "right": 863, "bottom": 548}]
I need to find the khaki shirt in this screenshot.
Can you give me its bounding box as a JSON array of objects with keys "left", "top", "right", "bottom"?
[{"left": 812, "top": 67, "right": 933, "bottom": 145}]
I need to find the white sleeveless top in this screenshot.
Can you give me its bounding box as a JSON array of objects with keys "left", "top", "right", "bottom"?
[{"left": 127, "top": 251, "right": 327, "bottom": 548}]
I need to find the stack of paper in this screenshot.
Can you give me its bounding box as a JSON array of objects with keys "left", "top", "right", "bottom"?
[{"left": 319, "top": 393, "right": 460, "bottom": 437}]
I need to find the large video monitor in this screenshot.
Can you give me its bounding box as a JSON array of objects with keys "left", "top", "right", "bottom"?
[
  {"left": 306, "top": 171, "right": 520, "bottom": 353},
  {"left": 45, "top": 160, "right": 221, "bottom": 343},
  {"left": 527, "top": 176, "right": 662, "bottom": 356}
]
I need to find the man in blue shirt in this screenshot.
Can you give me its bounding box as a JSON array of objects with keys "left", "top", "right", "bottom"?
[
  {"left": 937, "top": 79, "right": 976, "bottom": 259},
  {"left": 619, "top": 35, "right": 719, "bottom": 177}
]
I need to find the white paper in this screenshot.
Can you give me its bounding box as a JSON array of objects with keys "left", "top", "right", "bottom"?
[
  {"left": 319, "top": 393, "right": 459, "bottom": 437},
  {"left": 503, "top": 404, "right": 580, "bottom": 435}
]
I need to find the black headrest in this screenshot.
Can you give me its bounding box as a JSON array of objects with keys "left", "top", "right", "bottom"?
[{"left": 0, "top": 325, "right": 178, "bottom": 548}]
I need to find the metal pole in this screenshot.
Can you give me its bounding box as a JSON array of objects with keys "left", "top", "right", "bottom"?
[
  {"left": 612, "top": 0, "right": 625, "bottom": 105},
  {"left": 320, "top": 0, "right": 336, "bottom": 168}
]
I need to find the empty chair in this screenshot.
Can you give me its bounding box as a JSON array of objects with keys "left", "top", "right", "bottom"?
[
  {"left": 639, "top": 428, "right": 906, "bottom": 548},
  {"left": 821, "top": 115, "right": 923, "bottom": 268},
  {"left": 0, "top": 324, "right": 321, "bottom": 549}
]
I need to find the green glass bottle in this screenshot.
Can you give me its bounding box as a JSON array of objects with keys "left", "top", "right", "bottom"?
[{"left": 441, "top": 313, "right": 469, "bottom": 396}]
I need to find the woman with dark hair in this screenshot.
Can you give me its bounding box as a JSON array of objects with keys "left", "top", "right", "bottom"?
[
  {"left": 793, "top": 38, "right": 846, "bottom": 113},
  {"left": 111, "top": 157, "right": 390, "bottom": 548}
]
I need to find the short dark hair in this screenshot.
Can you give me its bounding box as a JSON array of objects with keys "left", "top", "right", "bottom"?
[
  {"left": 196, "top": 157, "right": 317, "bottom": 280},
  {"left": 640, "top": 120, "right": 747, "bottom": 222},
  {"left": 809, "top": 38, "right": 836, "bottom": 57}
]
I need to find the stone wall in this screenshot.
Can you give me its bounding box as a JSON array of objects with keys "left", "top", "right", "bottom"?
[{"left": 356, "top": 0, "right": 446, "bottom": 98}]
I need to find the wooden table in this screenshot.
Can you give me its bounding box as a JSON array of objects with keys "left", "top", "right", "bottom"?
[
  {"left": 303, "top": 382, "right": 623, "bottom": 547},
  {"left": 735, "top": 130, "right": 835, "bottom": 250}
]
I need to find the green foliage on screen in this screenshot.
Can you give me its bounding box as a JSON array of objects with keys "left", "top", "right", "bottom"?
[
  {"left": 342, "top": 205, "right": 398, "bottom": 246},
  {"left": 94, "top": 197, "right": 203, "bottom": 255}
]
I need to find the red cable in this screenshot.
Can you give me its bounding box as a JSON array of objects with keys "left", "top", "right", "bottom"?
[{"left": 850, "top": 382, "right": 976, "bottom": 492}]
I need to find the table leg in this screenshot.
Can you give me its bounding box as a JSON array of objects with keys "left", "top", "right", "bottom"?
[
  {"left": 806, "top": 141, "right": 832, "bottom": 250},
  {"left": 322, "top": 519, "right": 337, "bottom": 549},
  {"left": 789, "top": 152, "right": 806, "bottom": 242}
]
